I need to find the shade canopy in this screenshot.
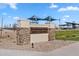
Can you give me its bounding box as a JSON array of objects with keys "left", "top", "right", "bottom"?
[
  {"left": 43, "top": 16, "right": 57, "bottom": 21},
  {"left": 28, "top": 16, "right": 58, "bottom": 21},
  {"left": 28, "top": 15, "right": 42, "bottom": 21},
  {"left": 66, "top": 22, "right": 79, "bottom": 25}
]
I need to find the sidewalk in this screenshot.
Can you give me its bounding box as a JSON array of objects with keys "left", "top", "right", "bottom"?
[
  {"left": 46, "top": 42, "right": 79, "bottom": 56},
  {"left": 0, "top": 42, "right": 79, "bottom": 56}
]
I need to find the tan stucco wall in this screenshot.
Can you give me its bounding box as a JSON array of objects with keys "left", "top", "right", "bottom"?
[
  {"left": 30, "top": 34, "right": 48, "bottom": 43},
  {"left": 17, "top": 20, "right": 30, "bottom": 28},
  {"left": 17, "top": 20, "right": 55, "bottom": 28},
  {"left": 30, "top": 24, "right": 49, "bottom": 28}
]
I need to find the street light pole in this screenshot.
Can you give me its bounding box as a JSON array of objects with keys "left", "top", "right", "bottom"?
[
  {"left": 48, "top": 17, "right": 51, "bottom": 41},
  {"left": 1, "top": 16, "right": 3, "bottom": 38},
  {"left": 59, "top": 19, "right": 61, "bottom": 30}
]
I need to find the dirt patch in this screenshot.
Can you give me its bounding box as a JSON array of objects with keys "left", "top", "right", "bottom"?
[{"left": 0, "top": 30, "right": 77, "bottom": 52}]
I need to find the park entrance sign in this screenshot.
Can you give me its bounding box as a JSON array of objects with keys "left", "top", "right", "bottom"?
[{"left": 16, "top": 20, "right": 55, "bottom": 45}]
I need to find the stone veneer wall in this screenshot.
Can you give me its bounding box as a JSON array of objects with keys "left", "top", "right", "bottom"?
[
  {"left": 16, "top": 28, "right": 30, "bottom": 45},
  {"left": 48, "top": 28, "right": 56, "bottom": 41}
]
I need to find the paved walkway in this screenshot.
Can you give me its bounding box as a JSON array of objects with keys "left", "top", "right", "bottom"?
[
  {"left": 46, "top": 42, "right": 79, "bottom": 56},
  {"left": 0, "top": 49, "right": 44, "bottom": 56},
  {"left": 0, "top": 42, "right": 79, "bottom": 56}
]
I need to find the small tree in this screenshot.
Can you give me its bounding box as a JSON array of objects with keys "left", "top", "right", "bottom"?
[{"left": 12, "top": 23, "right": 17, "bottom": 31}]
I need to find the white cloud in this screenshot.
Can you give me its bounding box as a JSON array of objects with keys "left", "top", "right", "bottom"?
[
  {"left": 7, "top": 3, "right": 17, "bottom": 10},
  {"left": 13, "top": 16, "right": 20, "bottom": 20},
  {"left": 61, "top": 15, "right": 70, "bottom": 21},
  {"left": 0, "top": 3, "right": 17, "bottom": 10},
  {"left": 8, "top": 16, "right": 12, "bottom": 18},
  {"left": 58, "top": 6, "right": 79, "bottom": 12},
  {"left": 62, "top": 18, "right": 66, "bottom": 21},
  {"left": 49, "top": 3, "right": 58, "bottom": 8},
  {"left": 2, "top": 12, "right": 7, "bottom": 15},
  {"left": 64, "top": 15, "right": 70, "bottom": 18}
]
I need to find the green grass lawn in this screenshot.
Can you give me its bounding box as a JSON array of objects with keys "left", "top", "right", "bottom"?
[{"left": 55, "top": 30, "right": 79, "bottom": 41}]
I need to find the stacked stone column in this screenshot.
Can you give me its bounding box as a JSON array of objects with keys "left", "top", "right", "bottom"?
[
  {"left": 16, "top": 28, "right": 30, "bottom": 45},
  {"left": 48, "top": 28, "right": 56, "bottom": 41}
]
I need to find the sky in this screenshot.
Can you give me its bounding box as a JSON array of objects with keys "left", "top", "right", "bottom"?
[{"left": 0, "top": 3, "right": 79, "bottom": 27}]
